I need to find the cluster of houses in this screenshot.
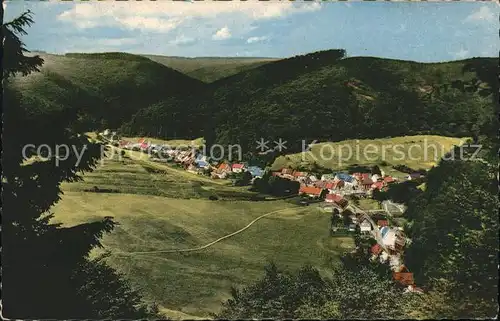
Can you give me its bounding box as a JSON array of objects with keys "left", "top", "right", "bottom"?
[
  {"left": 271, "top": 168, "right": 398, "bottom": 200},
  {"left": 112, "top": 135, "right": 423, "bottom": 294},
  {"left": 118, "top": 138, "right": 266, "bottom": 181}
]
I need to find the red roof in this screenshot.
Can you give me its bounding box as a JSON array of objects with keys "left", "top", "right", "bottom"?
[
  {"left": 314, "top": 181, "right": 327, "bottom": 188},
  {"left": 361, "top": 173, "right": 370, "bottom": 180},
  {"left": 362, "top": 178, "right": 374, "bottom": 185},
  {"left": 372, "top": 181, "right": 384, "bottom": 190},
  {"left": 393, "top": 272, "right": 414, "bottom": 286},
  {"left": 293, "top": 171, "right": 307, "bottom": 177},
  {"left": 325, "top": 193, "right": 343, "bottom": 202},
  {"left": 377, "top": 220, "right": 389, "bottom": 227},
  {"left": 299, "top": 186, "right": 323, "bottom": 196},
  {"left": 232, "top": 163, "right": 244, "bottom": 169},
  {"left": 218, "top": 163, "right": 231, "bottom": 171},
  {"left": 371, "top": 244, "right": 382, "bottom": 255},
  {"left": 383, "top": 176, "right": 396, "bottom": 183}
]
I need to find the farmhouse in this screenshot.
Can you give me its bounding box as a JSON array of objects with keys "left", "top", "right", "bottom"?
[
  {"left": 406, "top": 173, "right": 424, "bottom": 180},
  {"left": 383, "top": 176, "right": 396, "bottom": 184},
  {"left": 361, "top": 178, "right": 375, "bottom": 190},
  {"left": 247, "top": 166, "right": 264, "bottom": 178},
  {"left": 293, "top": 171, "right": 309, "bottom": 181},
  {"left": 325, "top": 193, "right": 348, "bottom": 209},
  {"left": 326, "top": 180, "right": 344, "bottom": 193},
  {"left": 371, "top": 181, "right": 385, "bottom": 191},
  {"left": 232, "top": 163, "right": 245, "bottom": 173},
  {"left": 360, "top": 219, "right": 372, "bottom": 232},
  {"left": 212, "top": 163, "right": 232, "bottom": 179},
  {"left": 393, "top": 265, "right": 415, "bottom": 286},
  {"left": 378, "top": 220, "right": 389, "bottom": 227},
  {"left": 299, "top": 186, "right": 325, "bottom": 198},
  {"left": 371, "top": 244, "right": 382, "bottom": 256}
]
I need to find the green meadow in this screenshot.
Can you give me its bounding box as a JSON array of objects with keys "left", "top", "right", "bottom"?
[
  {"left": 54, "top": 151, "right": 354, "bottom": 318},
  {"left": 272, "top": 135, "right": 467, "bottom": 178}
]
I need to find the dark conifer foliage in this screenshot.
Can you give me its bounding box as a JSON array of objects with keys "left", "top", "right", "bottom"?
[{"left": 1, "top": 10, "right": 157, "bottom": 319}]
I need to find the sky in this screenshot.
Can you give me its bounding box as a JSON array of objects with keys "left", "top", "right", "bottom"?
[{"left": 3, "top": 0, "right": 498, "bottom": 62}]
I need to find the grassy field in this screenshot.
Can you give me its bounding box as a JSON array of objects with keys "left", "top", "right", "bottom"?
[
  {"left": 61, "top": 149, "right": 257, "bottom": 199},
  {"left": 272, "top": 135, "right": 467, "bottom": 176},
  {"left": 54, "top": 151, "right": 354, "bottom": 318},
  {"left": 121, "top": 136, "right": 205, "bottom": 147}
]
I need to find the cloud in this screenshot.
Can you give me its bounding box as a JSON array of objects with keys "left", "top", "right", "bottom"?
[
  {"left": 212, "top": 27, "right": 231, "bottom": 40},
  {"left": 247, "top": 36, "right": 268, "bottom": 44},
  {"left": 57, "top": 2, "right": 321, "bottom": 32},
  {"left": 170, "top": 35, "right": 196, "bottom": 46},
  {"left": 465, "top": 5, "right": 496, "bottom": 23}
]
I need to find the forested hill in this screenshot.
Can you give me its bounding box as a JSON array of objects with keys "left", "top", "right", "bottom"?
[
  {"left": 202, "top": 50, "right": 495, "bottom": 154},
  {"left": 9, "top": 49, "right": 495, "bottom": 151},
  {"left": 7, "top": 52, "right": 206, "bottom": 129}
]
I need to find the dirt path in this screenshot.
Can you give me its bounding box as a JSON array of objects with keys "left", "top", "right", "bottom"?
[{"left": 113, "top": 207, "right": 304, "bottom": 255}]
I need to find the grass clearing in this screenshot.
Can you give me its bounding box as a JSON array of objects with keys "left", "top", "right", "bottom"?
[
  {"left": 55, "top": 150, "right": 354, "bottom": 318},
  {"left": 121, "top": 136, "right": 205, "bottom": 147},
  {"left": 272, "top": 135, "right": 467, "bottom": 172},
  {"left": 53, "top": 193, "right": 352, "bottom": 318}
]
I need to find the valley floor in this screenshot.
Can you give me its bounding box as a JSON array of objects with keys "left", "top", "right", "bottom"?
[{"left": 53, "top": 152, "right": 354, "bottom": 318}]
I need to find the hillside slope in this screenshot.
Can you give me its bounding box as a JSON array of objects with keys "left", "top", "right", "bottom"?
[
  {"left": 142, "top": 55, "right": 279, "bottom": 83},
  {"left": 8, "top": 52, "right": 206, "bottom": 129},
  {"left": 203, "top": 50, "right": 495, "bottom": 156}
]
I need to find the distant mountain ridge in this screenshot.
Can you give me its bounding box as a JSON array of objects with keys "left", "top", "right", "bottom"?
[
  {"left": 141, "top": 54, "right": 280, "bottom": 83},
  {"left": 9, "top": 50, "right": 495, "bottom": 153}
]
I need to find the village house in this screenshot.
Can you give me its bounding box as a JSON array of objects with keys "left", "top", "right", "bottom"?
[
  {"left": 194, "top": 155, "right": 210, "bottom": 169},
  {"left": 371, "top": 243, "right": 383, "bottom": 257},
  {"left": 380, "top": 226, "right": 407, "bottom": 252},
  {"left": 361, "top": 177, "right": 375, "bottom": 190},
  {"left": 308, "top": 175, "right": 318, "bottom": 182},
  {"left": 212, "top": 163, "right": 232, "bottom": 179},
  {"left": 392, "top": 265, "right": 414, "bottom": 287},
  {"left": 299, "top": 186, "right": 325, "bottom": 198},
  {"left": 326, "top": 180, "right": 344, "bottom": 193},
  {"left": 406, "top": 173, "right": 424, "bottom": 180},
  {"left": 231, "top": 163, "right": 245, "bottom": 173},
  {"left": 383, "top": 176, "right": 396, "bottom": 184},
  {"left": 377, "top": 220, "right": 389, "bottom": 227},
  {"left": 292, "top": 171, "right": 309, "bottom": 182},
  {"left": 325, "top": 193, "right": 349, "bottom": 209},
  {"left": 335, "top": 173, "right": 357, "bottom": 188},
  {"left": 321, "top": 173, "right": 335, "bottom": 181},
  {"left": 247, "top": 166, "right": 264, "bottom": 178},
  {"left": 360, "top": 219, "right": 372, "bottom": 233},
  {"left": 371, "top": 181, "right": 385, "bottom": 191},
  {"left": 371, "top": 174, "right": 382, "bottom": 182},
  {"left": 313, "top": 180, "right": 327, "bottom": 189},
  {"left": 277, "top": 168, "right": 294, "bottom": 180}
]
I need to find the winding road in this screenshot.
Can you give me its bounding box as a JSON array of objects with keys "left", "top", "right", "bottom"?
[{"left": 113, "top": 207, "right": 305, "bottom": 256}]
